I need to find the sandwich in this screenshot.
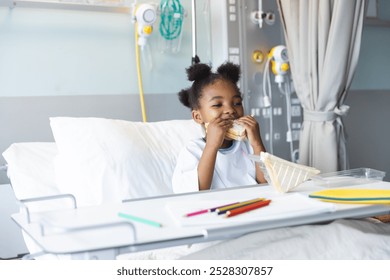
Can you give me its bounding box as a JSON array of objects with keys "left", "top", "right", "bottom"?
[
  {"left": 226, "top": 122, "right": 247, "bottom": 141},
  {"left": 259, "top": 152, "right": 320, "bottom": 193},
  {"left": 205, "top": 121, "right": 247, "bottom": 141}
]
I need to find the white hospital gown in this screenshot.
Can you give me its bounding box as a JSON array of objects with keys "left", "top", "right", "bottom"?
[{"left": 172, "top": 138, "right": 257, "bottom": 193}]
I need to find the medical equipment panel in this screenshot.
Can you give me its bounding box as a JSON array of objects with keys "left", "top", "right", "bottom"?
[{"left": 209, "top": 0, "right": 302, "bottom": 162}]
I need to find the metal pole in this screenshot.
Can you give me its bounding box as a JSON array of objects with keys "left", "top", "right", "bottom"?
[{"left": 191, "top": 0, "right": 199, "bottom": 64}]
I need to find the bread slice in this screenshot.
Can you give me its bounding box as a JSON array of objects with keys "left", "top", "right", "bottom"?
[
  {"left": 226, "top": 122, "right": 247, "bottom": 141},
  {"left": 205, "top": 121, "right": 247, "bottom": 141}
]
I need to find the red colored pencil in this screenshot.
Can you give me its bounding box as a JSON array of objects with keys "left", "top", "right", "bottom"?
[
  {"left": 225, "top": 199, "right": 271, "bottom": 218},
  {"left": 216, "top": 198, "right": 265, "bottom": 215}
]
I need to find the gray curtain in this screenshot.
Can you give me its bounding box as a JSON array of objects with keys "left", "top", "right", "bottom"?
[{"left": 276, "top": 0, "right": 366, "bottom": 173}]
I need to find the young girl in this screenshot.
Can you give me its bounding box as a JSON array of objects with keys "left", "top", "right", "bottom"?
[{"left": 172, "top": 62, "right": 267, "bottom": 193}]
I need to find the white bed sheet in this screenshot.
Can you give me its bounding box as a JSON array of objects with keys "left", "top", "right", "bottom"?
[
  {"left": 116, "top": 218, "right": 390, "bottom": 260},
  {"left": 177, "top": 219, "right": 390, "bottom": 260}
]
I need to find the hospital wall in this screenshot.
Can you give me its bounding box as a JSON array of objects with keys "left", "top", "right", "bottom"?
[
  {"left": 0, "top": 2, "right": 196, "bottom": 185},
  {"left": 347, "top": 22, "right": 390, "bottom": 182}
]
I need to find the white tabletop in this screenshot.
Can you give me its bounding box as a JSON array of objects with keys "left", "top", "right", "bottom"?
[{"left": 11, "top": 181, "right": 390, "bottom": 255}]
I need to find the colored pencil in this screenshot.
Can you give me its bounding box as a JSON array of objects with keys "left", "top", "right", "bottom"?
[
  {"left": 185, "top": 209, "right": 209, "bottom": 217},
  {"left": 209, "top": 202, "right": 240, "bottom": 212},
  {"left": 216, "top": 198, "right": 265, "bottom": 215},
  {"left": 118, "top": 212, "right": 162, "bottom": 228},
  {"left": 184, "top": 202, "right": 238, "bottom": 217},
  {"left": 225, "top": 199, "right": 271, "bottom": 218}
]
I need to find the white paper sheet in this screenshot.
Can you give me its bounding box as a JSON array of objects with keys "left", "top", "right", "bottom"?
[{"left": 165, "top": 193, "right": 335, "bottom": 227}]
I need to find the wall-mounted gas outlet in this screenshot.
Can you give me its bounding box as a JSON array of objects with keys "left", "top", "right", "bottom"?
[
  {"left": 292, "top": 130, "right": 300, "bottom": 141},
  {"left": 262, "top": 108, "right": 270, "bottom": 118},
  {"left": 251, "top": 107, "right": 261, "bottom": 116},
  {"left": 291, "top": 105, "right": 301, "bottom": 117},
  {"left": 292, "top": 122, "right": 301, "bottom": 129},
  {"left": 273, "top": 107, "right": 282, "bottom": 116}
]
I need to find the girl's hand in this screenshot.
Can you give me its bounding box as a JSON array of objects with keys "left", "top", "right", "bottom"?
[
  {"left": 236, "top": 115, "right": 267, "bottom": 184},
  {"left": 235, "top": 115, "right": 264, "bottom": 153},
  {"left": 205, "top": 116, "right": 233, "bottom": 149}
]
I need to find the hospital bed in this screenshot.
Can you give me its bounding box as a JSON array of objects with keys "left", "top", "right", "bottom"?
[{"left": 3, "top": 117, "right": 390, "bottom": 260}]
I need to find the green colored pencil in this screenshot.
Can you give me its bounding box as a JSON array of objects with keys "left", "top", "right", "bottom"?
[{"left": 118, "top": 212, "right": 162, "bottom": 228}]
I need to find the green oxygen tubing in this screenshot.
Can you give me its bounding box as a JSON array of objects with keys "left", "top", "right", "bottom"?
[{"left": 159, "top": 0, "right": 184, "bottom": 41}]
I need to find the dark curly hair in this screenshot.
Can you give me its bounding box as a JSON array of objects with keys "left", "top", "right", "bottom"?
[{"left": 178, "top": 62, "right": 241, "bottom": 110}]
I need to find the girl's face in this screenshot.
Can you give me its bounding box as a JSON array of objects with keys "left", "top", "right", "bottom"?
[{"left": 192, "top": 79, "right": 244, "bottom": 124}]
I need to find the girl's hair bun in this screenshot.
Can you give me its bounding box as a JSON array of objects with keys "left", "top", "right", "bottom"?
[
  {"left": 217, "top": 62, "right": 241, "bottom": 84},
  {"left": 178, "top": 88, "right": 191, "bottom": 108},
  {"left": 186, "top": 63, "right": 212, "bottom": 82}
]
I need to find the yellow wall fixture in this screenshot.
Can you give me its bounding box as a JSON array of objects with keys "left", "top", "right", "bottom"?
[
  {"left": 135, "top": 21, "right": 148, "bottom": 123},
  {"left": 132, "top": 3, "right": 157, "bottom": 123},
  {"left": 268, "top": 45, "right": 289, "bottom": 84},
  {"left": 135, "top": 3, "right": 157, "bottom": 47},
  {"left": 252, "top": 50, "right": 264, "bottom": 64}
]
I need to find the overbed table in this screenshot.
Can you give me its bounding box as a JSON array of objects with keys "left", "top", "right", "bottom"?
[{"left": 11, "top": 181, "right": 390, "bottom": 259}]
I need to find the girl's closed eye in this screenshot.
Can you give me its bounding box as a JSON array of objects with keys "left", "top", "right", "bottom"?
[{"left": 212, "top": 103, "right": 223, "bottom": 108}]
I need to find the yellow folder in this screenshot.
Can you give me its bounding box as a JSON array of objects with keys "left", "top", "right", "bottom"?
[{"left": 309, "top": 188, "right": 390, "bottom": 204}]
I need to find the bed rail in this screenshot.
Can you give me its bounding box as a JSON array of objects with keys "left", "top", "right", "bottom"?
[{"left": 20, "top": 194, "right": 78, "bottom": 223}]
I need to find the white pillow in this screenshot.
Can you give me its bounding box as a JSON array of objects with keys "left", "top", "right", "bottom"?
[
  {"left": 50, "top": 117, "right": 203, "bottom": 207},
  {"left": 2, "top": 142, "right": 59, "bottom": 200}
]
